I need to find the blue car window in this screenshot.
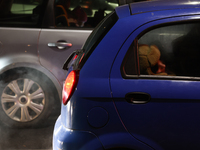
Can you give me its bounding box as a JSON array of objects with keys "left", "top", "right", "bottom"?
[{"left": 124, "top": 22, "right": 200, "bottom": 77}]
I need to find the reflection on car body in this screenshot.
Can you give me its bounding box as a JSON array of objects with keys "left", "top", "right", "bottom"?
[{"left": 53, "top": 0, "right": 200, "bottom": 150}]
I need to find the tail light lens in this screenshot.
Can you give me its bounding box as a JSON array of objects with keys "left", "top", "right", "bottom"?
[{"left": 62, "top": 70, "right": 79, "bottom": 105}]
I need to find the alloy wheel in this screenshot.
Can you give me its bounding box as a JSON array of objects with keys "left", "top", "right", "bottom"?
[{"left": 1, "top": 78, "right": 45, "bottom": 122}]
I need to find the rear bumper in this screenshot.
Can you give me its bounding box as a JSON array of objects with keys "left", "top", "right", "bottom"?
[{"left": 53, "top": 116, "right": 104, "bottom": 150}]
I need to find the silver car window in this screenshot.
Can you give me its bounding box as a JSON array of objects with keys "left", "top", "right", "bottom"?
[
  {"left": 0, "top": 0, "right": 45, "bottom": 28},
  {"left": 54, "top": 0, "right": 118, "bottom": 28}
]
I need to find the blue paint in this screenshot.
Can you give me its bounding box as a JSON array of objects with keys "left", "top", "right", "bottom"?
[{"left": 53, "top": 1, "right": 200, "bottom": 149}]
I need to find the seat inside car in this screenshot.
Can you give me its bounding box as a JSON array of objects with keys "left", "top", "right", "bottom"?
[{"left": 55, "top": 5, "right": 70, "bottom": 26}]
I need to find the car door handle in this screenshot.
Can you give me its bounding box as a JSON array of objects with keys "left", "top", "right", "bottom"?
[
  {"left": 125, "top": 92, "right": 151, "bottom": 104},
  {"left": 48, "top": 42, "right": 72, "bottom": 50}
]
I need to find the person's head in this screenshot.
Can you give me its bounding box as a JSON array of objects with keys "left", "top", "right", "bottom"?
[{"left": 71, "top": 6, "right": 87, "bottom": 27}]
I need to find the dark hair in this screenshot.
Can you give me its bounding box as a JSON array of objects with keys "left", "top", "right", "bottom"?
[{"left": 72, "top": 6, "right": 87, "bottom": 22}]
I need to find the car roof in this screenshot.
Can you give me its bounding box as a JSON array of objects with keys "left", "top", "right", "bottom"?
[
  {"left": 130, "top": 0, "right": 200, "bottom": 15},
  {"left": 115, "top": 0, "right": 200, "bottom": 19}
]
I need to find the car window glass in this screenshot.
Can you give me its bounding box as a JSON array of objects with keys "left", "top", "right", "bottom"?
[
  {"left": 124, "top": 22, "right": 200, "bottom": 78},
  {"left": 54, "top": 0, "right": 118, "bottom": 28},
  {"left": 0, "top": 0, "right": 45, "bottom": 28},
  {"left": 122, "top": 42, "right": 138, "bottom": 76},
  {"left": 123, "top": 22, "right": 200, "bottom": 77}
]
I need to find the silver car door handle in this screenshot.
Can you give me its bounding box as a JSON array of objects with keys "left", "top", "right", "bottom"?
[{"left": 48, "top": 42, "right": 72, "bottom": 50}]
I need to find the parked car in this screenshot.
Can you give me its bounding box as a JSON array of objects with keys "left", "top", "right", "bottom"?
[
  {"left": 53, "top": 0, "right": 200, "bottom": 149},
  {"left": 0, "top": 0, "right": 119, "bottom": 128}
]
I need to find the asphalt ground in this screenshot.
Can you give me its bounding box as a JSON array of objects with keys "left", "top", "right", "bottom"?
[
  {"left": 0, "top": 124, "right": 54, "bottom": 150},
  {"left": 0, "top": 110, "right": 60, "bottom": 150}
]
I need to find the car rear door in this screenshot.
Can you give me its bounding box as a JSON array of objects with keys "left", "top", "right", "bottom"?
[{"left": 110, "top": 16, "right": 200, "bottom": 150}]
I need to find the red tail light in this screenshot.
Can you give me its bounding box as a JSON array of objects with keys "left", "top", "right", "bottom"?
[
  {"left": 62, "top": 70, "right": 79, "bottom": 105},
  {"left": 73, "top": 54, "right": 78, "bottom": 60}
]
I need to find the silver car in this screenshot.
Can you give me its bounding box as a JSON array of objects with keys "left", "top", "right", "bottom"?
[{"left": 0, "top": 0, "right": 119, "bottom": 128}]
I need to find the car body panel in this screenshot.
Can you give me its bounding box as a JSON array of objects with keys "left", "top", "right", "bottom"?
[
  {"left": 53, "top": 116, "right": 104, "bottom": 150},
  {"left": 59, "top": 90, "right": 153, "bottom": 150},
  {"left": 0, "top": 27, "right": 39, "bottom": 58},
  {"left": 130, "top": 0, "right": 200, "bottom": 15},
  {"left": 110, "top": 6, "right": 200, "bottom": 150},
  {"left": 115, "top": 4, "right": 131, "bottom": 19},
  {"left": 55, "top": 115, "right": 153, "bottom": 150},
  {"left": 0, "top": 27, "right": 40, "bottom": 70}
]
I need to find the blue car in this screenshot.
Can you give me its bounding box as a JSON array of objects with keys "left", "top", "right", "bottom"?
[{"left": 53, "top": 0, "right": 200, "bottom": 149}]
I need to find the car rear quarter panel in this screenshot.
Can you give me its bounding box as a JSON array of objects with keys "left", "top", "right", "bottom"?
[{"left": 60, "top": 16, "right": 154, "bottom": 149}]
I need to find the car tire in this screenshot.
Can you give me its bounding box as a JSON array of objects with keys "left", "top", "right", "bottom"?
[{"left": 0, "top": 68, "right": 60, "bottom": 128}]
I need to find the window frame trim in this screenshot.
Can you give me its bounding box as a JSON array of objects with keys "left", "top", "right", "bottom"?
[
  {"left": 121, "top": 18, "right": 200, "bottom": 80},
  {"left": 121, "top": 39, "right": 139, "bottom": 79}
]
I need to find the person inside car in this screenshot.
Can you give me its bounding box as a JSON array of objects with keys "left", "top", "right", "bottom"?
[
  {"left": 71, "top": 6, "right": 87, "bottom": 27},
  {"left": 56, "top": 0, "right": 87, "bottom": 27}
]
